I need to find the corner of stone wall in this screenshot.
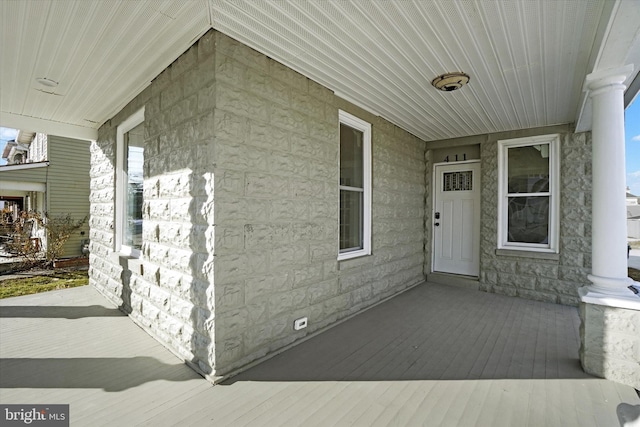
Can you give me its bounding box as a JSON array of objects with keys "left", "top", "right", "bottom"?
[
  {"left": 89, "top": 28, "right": 219, "bottom": 378},
  {"left": 90, "top": 28, "right": 430, "bottom": 379}
]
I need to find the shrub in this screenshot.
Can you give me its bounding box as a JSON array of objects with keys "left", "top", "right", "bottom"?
[
  {"left": 4, "top": 211, "right": 44, "bottom": 269},
  {"left": 4, "top": 211, "right": 87, "bottom": 268},
  {"left": 44, "top": 213, "right": 87, "bottom": 264}
]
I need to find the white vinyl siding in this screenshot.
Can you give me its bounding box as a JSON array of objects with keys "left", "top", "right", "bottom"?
[{"left": 45, "top": 135, "right": 91, "bottom": 257}]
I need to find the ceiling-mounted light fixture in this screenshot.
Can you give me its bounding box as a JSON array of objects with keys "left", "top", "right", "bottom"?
[
  {"left": 35, "top": 77, "right": 59, "bottom": 88},
  {"left": 431, "top": 72, "right": 470, "bottom": 92}
]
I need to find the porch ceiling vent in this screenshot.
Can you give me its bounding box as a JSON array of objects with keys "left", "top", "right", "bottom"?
[{"left": 431, "top": 72, "right": 470, "bottom": 91}]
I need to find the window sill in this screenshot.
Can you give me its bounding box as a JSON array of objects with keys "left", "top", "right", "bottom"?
[
  {"left": 495, "top": 248, "right": 560, "bottom": 261},
  {"left": 109, "top": 252, "right": 144, "bottom": 275},
  {"left": 338, "top": 249, "right": 371, "bottom": 262}
]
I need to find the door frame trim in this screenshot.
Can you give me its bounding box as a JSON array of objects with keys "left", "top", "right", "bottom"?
[{"left": 431, "top": 159, "right": 481, "bottom": 275}]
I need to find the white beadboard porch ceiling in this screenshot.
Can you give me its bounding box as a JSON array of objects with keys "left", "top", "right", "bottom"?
[{"left": 1, "top": 0, "right": 639, "bottom": 142}]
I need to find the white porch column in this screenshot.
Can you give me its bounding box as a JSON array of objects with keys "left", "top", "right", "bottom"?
[
  {"left": 581, "top": 65, "right": 638, "bottom": 302},
  {"left": 578, "top": 66, "right": 640, "bottom": 390}
]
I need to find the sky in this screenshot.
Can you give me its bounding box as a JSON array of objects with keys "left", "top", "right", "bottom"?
[
  {"left": 0, "top": 99, "right": 639, "bottom": 186},
  {"left": 626, "top": 97, "right": 640, "bottom": 196}
]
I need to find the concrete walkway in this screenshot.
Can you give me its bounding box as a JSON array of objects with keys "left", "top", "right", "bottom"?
[{"left": 1, "top": 283, "right": 639, "bottom": 426}]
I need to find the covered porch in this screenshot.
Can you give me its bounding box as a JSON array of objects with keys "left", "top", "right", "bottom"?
[
  {"left": 1, "top": 283, "right": 638, "bottom": 426},
  {"left": 1, "top": 0, "right": 640, "bottom": 387}
]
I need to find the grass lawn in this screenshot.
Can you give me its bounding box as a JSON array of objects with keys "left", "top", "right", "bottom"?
[
  {"left": 0, "top": 270, "right": 88, "bottom": 299},
  {"left": 630, "top": 268, "right": 640, "bottom": 282}
]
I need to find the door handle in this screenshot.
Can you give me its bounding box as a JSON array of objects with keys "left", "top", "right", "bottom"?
[{"left": 434, "top": 222, "right": 440, "bottom": 227}]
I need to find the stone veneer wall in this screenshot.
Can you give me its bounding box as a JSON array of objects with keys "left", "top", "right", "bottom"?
[
  {"left": 479, "top": 131, "right": 592, "bottom": 305},
  {"left": 424, "top": 128, "right": 591, "bottom": 305},
  {"left": 90, "top": 33, "right": 217, "bottom": 375},
  {"left": 580, "top": 303, "right": 640, "bottom": 390},
  {"left": 90, "top": 30, "right": 426, "bottom": 378}
]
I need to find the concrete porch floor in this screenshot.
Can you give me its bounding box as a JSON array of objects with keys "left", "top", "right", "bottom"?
[{"left": 0, "top": 282, "right": 638, "bottom": 426}]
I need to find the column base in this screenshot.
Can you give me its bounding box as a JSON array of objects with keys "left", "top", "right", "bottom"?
[{"left": 586, "top": 273, "right": 636, "bottom": 296}]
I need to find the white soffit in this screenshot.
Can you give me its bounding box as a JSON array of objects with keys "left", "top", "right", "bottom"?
[
  {"left": 210, "top": 0, "right": 606, "bottom": 141},
  {"left": 1, "top": 0, "right": 636, "bottom": 143},
  {"left": 0, "top": 0, "right": 209, "bottom": 140}
]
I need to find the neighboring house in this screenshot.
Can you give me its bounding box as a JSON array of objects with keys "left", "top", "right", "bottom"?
[
  {"left": 1, "top": 2, "right": 639, "bottom": 389},
  {"left": 0, "top": 131, "right": 90, "bottom": 258},
  {"left": 2, "top": 140, "right": 30, "bottom": 166},
  {"left": 628, "top": 189, "right": 640, "bottom": 238},
  {"left": 629, "top": 203, "right": 640, "bottom": 239}
]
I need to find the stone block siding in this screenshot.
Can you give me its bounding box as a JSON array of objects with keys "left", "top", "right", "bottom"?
[
  {"left": 211, "top": 33, "right": 426, "bottom": 375},
  {"left": 90, "top": 30, "right": 427, "bottom": 378},
  {"left": 479, "top": 132, "right": 592, "bottom": 305},
  {"left": 91, "top": 32, "right": 218, "bottom": 375},
  {"left": 580, "top": 303, "right": 640, "bottom": 390}
]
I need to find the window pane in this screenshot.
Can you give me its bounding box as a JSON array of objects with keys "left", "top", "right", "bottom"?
[
  {"left": 443, "top": 171, "right": 473, "bottom": 191},
  {"left": 125, "top": 123, "right": 144, "bottom": 250},
  {"left": 340, "top": 189, "right": 362, "bottom": 251},
  {"left": 340, "top": 123, "right": 363, "bottom": 188},
  {"left": 508, "top": 144, "right": 549, "bottom": 193},
  {"left": 507, "top": 196, "right": 549, "bottom": 244}
]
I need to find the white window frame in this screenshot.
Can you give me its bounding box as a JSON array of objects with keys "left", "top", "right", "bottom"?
[
  {"left": 338, "top": 110, "right": 372, "bottom": 261},
  {"left": 115, "top": 107, "right": 145, "bottom": 258},
  {"left": 497, "top": 134, "right": 560, "bottom": 253}
]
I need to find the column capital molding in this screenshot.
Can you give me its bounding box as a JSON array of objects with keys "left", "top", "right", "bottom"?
[{"left": 585, "top": 64, "right": 634, "bottom": 93}]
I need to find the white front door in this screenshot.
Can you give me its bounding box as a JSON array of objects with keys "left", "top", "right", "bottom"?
[{"left": 433, "top": 162, "right": 480, "bottom": 276}]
